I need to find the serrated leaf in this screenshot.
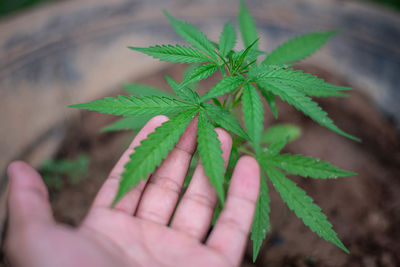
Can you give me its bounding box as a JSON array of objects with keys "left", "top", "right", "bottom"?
[
  {"left": 258, "top": 86, "right": 278, "bottom": 118},
  {"left": 164, "top": 11, "right": 218, "bottom": 61},
  {"left": 262, "top": 124, "right": 301, "bottom": 144},
  {"left": 242, "top": 83, "right": 264, "bottom": 154},
  {"left": 263, "top": 164, "right": 349, "bottom": 253},
  {"left": 114, "top": 108, "right": 198, "bottom": 203},
  {"left": 262, "top": 31, "right": 337, "bottom": 65},
  {"left": 123, "top": 84, "right": 175, "bottom": 98},
  {"left": 219, "top": 21, "right": 236, "bottom": 58},
  {"left": 201, "top": 76, "right": 244, "bottom": 101},
  {"left": 70, "top": 95, "right": 196, "bottom": 117},
  {"left": 250, "top": 65, "right": 351, "bottom": 98},
  {"left": 197, "top": 111, "right": 226, "bottom": 204},
  {"left": 251, "top": 172, "right": 270, "bottom": 262},
  {"left": 264, "top": 138, "right": 289, "bottom": 157},
  {"left": 101, "top": 116, "right": 150, "bottom": 133},
  {"left": 182, "top": 64, "right": 219, "bottom": 86},
  {"left": 259, "top": 82, "right": 358, "bottom": 141},
  {"left": 129, "top": 45, "right": 213, "bottom": 64},
  {"left": 238, "top": 0, "right": 258, "bottom": 49},
  {"left": 183, "top": 63, "right": 200, "bottom": 90},
  {"left": 203, "top": 104, "right": 249, "bottom": 140},
  {"left": 266, "top": 153, "right": 356, "bottom": 178},
  {"left": 165, "top": 75, "right": 200, "bottom": 103}
]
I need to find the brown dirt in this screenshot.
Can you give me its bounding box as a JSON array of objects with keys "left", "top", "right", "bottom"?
[{"left": 28, "top": 64, "right": 400, "bottom": 266}]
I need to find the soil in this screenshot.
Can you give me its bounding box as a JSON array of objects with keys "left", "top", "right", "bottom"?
[{"left": 20, "top": 64, "right": 400, "bottom": 266}]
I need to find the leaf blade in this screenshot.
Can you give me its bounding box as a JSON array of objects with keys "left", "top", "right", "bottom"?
[
  {"left": 219, "top": 21, "right": 236, "bottom": 58},
  {"left": 114, "top": 108, "right": 198, "bottom": 203},
  {"left": 197, "top": 111, "right": 226, "bottom": 204},
  {"left": 267, "top": 153, "right": 356, "bottom": 178},
  {"left": 70, "top": 95, "right": 195, "bottom": 117},
  {"left": 201, "top": 76, "right": 244, "bottom": 101},
  {"left": 204, "top": 104, "right": 249, "bottom": 140},
  {"left": 262, "top": 31, "right": 337, "bottom": 65},
  {"left": 238, "top": 0, "right": 258, "bottom": 49},
  {"left": 165, "top": 75, "right": 200, "bottom": 103},
  {"left": 129, "top": 45, "right": 213, "bottom": 64},
  {"left": 242, "top": 83, "right": 264, "bottom": 154},
  {"left": 164, "top": 11, "right": 218, "bottom": 61},
  {"left": 263, "top": 164, "right": 349, "bottom": 253},
  {"left": 251, "top": 172, "right": 271, "bottom": 261}
]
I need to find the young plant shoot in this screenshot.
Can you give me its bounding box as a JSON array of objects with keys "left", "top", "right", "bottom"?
[{"left": 71, "top": 0, "right": 358, "bottom": 261}]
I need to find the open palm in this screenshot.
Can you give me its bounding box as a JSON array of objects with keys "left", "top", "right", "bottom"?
[{"left": 5, "top": 116, "right": 260, "bottom": 267}]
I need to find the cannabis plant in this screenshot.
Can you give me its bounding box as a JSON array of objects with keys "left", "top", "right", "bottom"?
[{"left": 71, "top": 0, "right": 358, "bottom": 261}]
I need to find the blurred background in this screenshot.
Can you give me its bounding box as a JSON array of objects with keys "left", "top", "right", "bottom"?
[{"left": 0, "top": 0, "right": 399, "bottom": 266}]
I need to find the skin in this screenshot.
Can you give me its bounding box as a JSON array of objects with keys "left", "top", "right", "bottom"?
[{"left": 4, "top": 115, "right": 260, "bottom": 267}]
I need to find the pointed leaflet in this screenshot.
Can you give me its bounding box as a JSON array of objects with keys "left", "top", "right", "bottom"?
[
  {"left": 123, "top": 84, "right": 175, "bottom": 98},
  {"left": 114, "top": 108, "right": 198, "bottom": 203},
  {"left": 197, "top": 111, "right": 226, "bottom": 204},
  {"left": 258, "top": 86, "right": 278, "bottom": 118},
  {"left": 262, "top": 124, "right": 301, "bottom": 144},
  {"left": 238, "top": 0, "right": 258, "bottom": 49},
  {"left": 129, "top": 45, "right": 213, "bottom": 64},
  {"left": 164, "top": 11, "right": 218, "bottom": 61},
  {"left": 203, "top": 104, "right": 249, "bottom": 140},
  {"left": 219, "top": 21, "right": 236, "bottom": 58},
  {"left": 250, "top": 65, "right": 351, "bottom": 98},
  {"left": 264, "top": 138, "right": 289, "bottom": 157},
  {"left": 101, "top": 116, "right": 150, "bottom": 133},
  {"left": 251, "top": 172, "right": 270, "bottom": 262},
  {"left": 183, "top": 63, "right": 200, "bottom": 90},
  {"left": 165, "top": 75, "right": 200, "bottom": 103},
  {"left": 201, "top": 76, "right": 244, "bottom": 101},
  {"left": 182, "top": 64, "right": 219, "bottom": 86},
  {"left": 257, "top": 81, "right": 359, "bottom": 141},
  {"left": 242, "top": 83, "right": 264, "bottom": 154},
  {"left": 70, "top": 95, "right": 195, "bottom": 117},
  {"left": 266, "top": 153, "right": 356, "bottom": 178},
  {"left": 262, "top": 31, "right": 337, "bottom": 65},
  {"left": 263, "top": 163, "right": 349, "bottom": 253}
]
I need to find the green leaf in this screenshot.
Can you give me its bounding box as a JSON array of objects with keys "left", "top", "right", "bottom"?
[
  {"left": 219, "top": 21, "right": 236, "bottom": 58},
  {"left": 101, "top": 116, "right": 150, "bottom": 133},
  {"left": 203, "top": 104, "right": 249, "bottom": 140},
  {"left": 165, "top": 75, "right": 200, "bottom": 103},
  {"left": 102, "top": 116, "right": 146, "bottom": 133},
  {"left": 259, "top": 82, "right": 358, "bottom": 141},
  {"left": 114, "top": 108, "right": 198, "bottom": 203},
  {"left": 258, "top": 86, "right": 278, "bottom": 118},
  {"left": 263, "top": 164, "right": 349, "bottom": 253},
  {"left": 70, "top": 95, "right": 195, "bottom": 117},
  {"left": 164, "top": 11, "right": 218, "bottom": 61},
  {"left": 197, "top": 111, "right": 226, "bottom": 204},
  {"left": 129, "top": 45, "right": 213, "bottom": 64},
  {"left": 238, "top": 0, "right": 258, "bottom": 49},
  {"left": 262, "top": 124, "right": 301, "bottom": 144},
  {"left": 264, "top": 138, "right": 289, "bottom": 157},
  {"left": 242, "top": 83, "right": 264, "bottom": 154},
  {"left": 201, "top": 76, "right": 244, "bottom": 101},
  {"left": 183, "top": 63, "right": 200, "bottom": 90},
  {"left": 262, "top": 31, "right": 337, "bottom": 65},
  {"left": 250, "top": 65, "right": 351, "bottom": 98},
  {"left": 123, "top": 84, "right": 174, "bottom": 98},
  {"left": 182, "top": 64, "right": 219, "bottom": 86},
  {"left": 251, "top": 172, "right": 270, "bottom": 262},
  {"left": 266, "top": 153, "right": 356, "bottom": 178}
]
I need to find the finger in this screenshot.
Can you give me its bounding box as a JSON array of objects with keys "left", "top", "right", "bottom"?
[
  {"left": 206, "top": 156, "right": 260, "bottom": 266},
  {"left": 90, "top": 115, "right": 169, "bottom": 211},
  {"left": 7, "top": 161, "right": 54, "bottom": 229},
  {"left": 135, "top": 117, "right": 198, "bottom": 224},
  {"left": 170, "top": 128, "right": 232, "bottom": 240}
]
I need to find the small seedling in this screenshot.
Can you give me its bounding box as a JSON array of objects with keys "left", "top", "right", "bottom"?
[
  {"left": 71, "top": 0, "right": 358, "bottom": 260},
  {"left": 40, "top": 155, "right": 89, "bottom": 190}
]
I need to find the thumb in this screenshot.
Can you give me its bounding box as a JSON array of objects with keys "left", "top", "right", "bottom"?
[{"left": 7, "top": 161, "right": 54, "bottom": 227}]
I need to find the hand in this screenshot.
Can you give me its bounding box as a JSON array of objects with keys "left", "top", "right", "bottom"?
[{"left": 4, "top": 115, "right": 260, "bottom": 267}]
